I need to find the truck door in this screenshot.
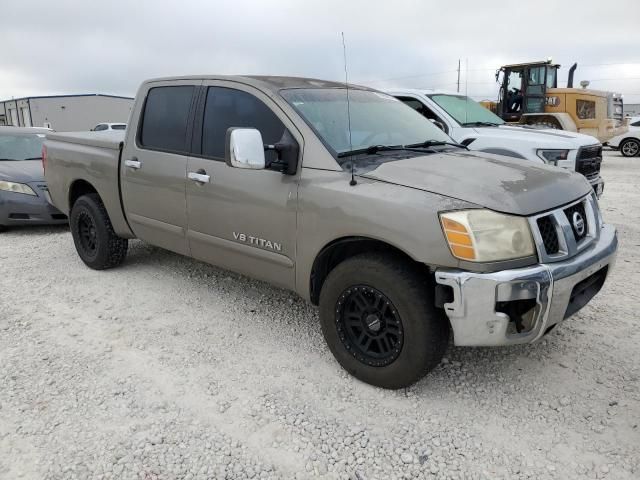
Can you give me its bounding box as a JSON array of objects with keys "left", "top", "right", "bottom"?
[
  {"left": 120, "top": 81, "right": 199, "bottom": 255},
  {"left": 185, "top": 83, "right": 301, "bottom": 290}
]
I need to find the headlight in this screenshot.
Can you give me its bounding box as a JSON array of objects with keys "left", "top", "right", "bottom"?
[
  {"left": 537, "top": 149, "right": 569, "bottom": 165},
  {"left": 0, "top": 180, "right": 37, "bottom": 196},
  {"left": 440, "top": 209, "right": 535, "bottom": 262}
]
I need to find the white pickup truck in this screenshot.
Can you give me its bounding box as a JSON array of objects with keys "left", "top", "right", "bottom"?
[{"left": 389, "top": 89, "right": 605, "bottom": 197}]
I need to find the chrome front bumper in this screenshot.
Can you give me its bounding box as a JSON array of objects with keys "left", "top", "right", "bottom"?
[
  {"left": 588, "top": 175, "right": 605, "bottom": 198},
  {"left": 435, "top": 223, "right": 617, "bottom": 346}
]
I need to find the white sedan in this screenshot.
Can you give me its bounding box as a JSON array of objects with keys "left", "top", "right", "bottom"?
[{"left": 608, "top": 117, "right": 640, "bottom": 157}]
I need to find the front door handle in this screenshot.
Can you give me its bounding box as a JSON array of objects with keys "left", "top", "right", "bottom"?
[
  {"left": 188, "top": 171, "right": 210, "bottom": 184},
  {"left": 124, "top": 158, "right": 141, "bottom": 169}
]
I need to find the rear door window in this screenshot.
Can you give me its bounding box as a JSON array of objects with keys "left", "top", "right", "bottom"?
[
  {"left": 139, "top": 86, "right": 195, "bottom": 153},
  {"left": 201, "top": 87, "right": 287, "bottom": 162}
]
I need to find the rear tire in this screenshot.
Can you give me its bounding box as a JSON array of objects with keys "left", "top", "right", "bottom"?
[
  {"left": 0, "top": 225, "right": 6, "bottom": 233},
  {"left": 319, "top": 253, "right": 449, "bottom": 389},
  {"left": 620, "top": 138, "right": 640, "bottom": 157},
  {"left": 70, "top": 193, "right": 128, "bottom": 270}
]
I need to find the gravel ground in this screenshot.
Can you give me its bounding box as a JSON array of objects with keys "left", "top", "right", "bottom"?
[{"left": 1, "top": 151, "right": 638, "bottom": 480}]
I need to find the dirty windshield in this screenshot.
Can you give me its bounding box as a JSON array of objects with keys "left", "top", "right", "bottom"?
[
  {"left": 281, "top": 88, "right": 451, "bottom": 157},
  {"left": 428, "top": 94, "right": 505, "bottom": 127}
]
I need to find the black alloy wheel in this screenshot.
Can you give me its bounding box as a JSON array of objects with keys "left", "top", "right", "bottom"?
[
  {"left": 77, "top": 211, "right": 98, "bottom": 257},
  {"left": 336, "top": 285, "right": 404, "bottom": 367},
  {"left": 69, "top": 193, "right": 128, "bottom": 270},
  {"left": 318, "top": 253, "right": 450, "bottom": 389}
]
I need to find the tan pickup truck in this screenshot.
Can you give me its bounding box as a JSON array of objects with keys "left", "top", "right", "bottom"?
[{"left": 43, "top": 76, "right": 617, "bottom": 389}]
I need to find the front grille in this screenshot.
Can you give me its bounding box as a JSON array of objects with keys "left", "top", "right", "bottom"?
[
  {"left": 564, "top": 201, "right": 588, "bottom": 243},
  {"left": 530, "top": 194, "right": 599, "bottom": 263},
  {"left": 536, "top": 216, "right": 559, "bottom": 254},
  {"left": 576, "top": 146, "right": 602, "bottom": 178}
]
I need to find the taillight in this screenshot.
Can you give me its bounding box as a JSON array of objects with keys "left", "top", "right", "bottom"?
[{"left": 42, "top": 145, "right": 47, "bottom": 173}]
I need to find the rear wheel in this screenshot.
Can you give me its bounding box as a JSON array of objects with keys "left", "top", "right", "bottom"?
[
  {"left": 319, "top": 253, "right": 449, "bottom": 389},
  {"left": 620, "top": 138, "right": 640, "bottom": 157},
  {"left": 0, "top": 225, "right": 7, "bottom": 233},
  {"left": 70, "top": 193, "right": 128, "bottom": 269}
]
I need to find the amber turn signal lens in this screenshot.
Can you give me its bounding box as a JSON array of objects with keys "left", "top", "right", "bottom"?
[{"left": 441, "top": 217, "right": 476, "bottom": 260}]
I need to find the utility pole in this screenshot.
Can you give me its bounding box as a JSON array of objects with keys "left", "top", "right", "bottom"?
[{"left": 457, "top": 59, "right": 461, "bottom": 93}]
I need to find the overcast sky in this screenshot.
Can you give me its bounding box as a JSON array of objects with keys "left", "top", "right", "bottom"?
[{"left": 2, "top": 0, "right": 640, "bottom": 104}]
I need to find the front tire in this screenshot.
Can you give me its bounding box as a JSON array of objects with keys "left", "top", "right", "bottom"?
[
  {"left": 620, "top": 138, "right": 640, "bottom": 157},
  {"left": 70, "top": 193, "right": 128, "bottom": 270},
  {"left": 319, "top": 253, "right": 449, "bottom": 389}
]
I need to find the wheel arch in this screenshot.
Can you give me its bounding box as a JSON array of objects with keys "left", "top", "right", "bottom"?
[
  {"left": 68, "top": 179, "right": 99, "bottom": 210},
  {"left": 67, "top": 179, "right": 134, "bottom": 239},
  {"left": 309, "top": 236, "right": 429, "bottom": 306}
]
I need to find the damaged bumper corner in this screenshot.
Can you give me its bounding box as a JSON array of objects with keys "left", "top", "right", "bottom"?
[{"left": 435, "top": 224, "right": 617, "bottom": 347}]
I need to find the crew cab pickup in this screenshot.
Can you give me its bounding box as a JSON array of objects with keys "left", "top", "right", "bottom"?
[
  {"left": 389, "top": 89, "right": 606, "bottom": 197},
  {"left": 44, "top": 76, "right": 618, "bottom": 389}
]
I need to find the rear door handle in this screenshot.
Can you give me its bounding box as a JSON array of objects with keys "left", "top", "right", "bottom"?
[
  {"left": 188, "top": 171, "right": 210, "bottom": 184},
  {"left": 124, "top": 158, "right": 141, "bottom": 169}
]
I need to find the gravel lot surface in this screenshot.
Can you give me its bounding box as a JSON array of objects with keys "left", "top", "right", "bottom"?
[{"left": 1, "top": 151, "right": 638, "bottom": 480}]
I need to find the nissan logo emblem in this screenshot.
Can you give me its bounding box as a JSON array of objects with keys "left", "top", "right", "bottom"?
[{"left": 572, "top": 211, "right": 585, "bottom": 236}]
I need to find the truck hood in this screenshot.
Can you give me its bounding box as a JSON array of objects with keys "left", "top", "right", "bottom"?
[
  {"left": 472, "top": 125, "right": 599, "bottom": 148},
  {"left": 0, "top": 160, "right": 44, "bottom": 183},
  {"left": 360, "top": 151, "right": 592, "bottom": 216}
]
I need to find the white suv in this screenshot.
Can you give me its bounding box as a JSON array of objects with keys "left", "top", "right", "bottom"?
[
  {"left": 607, "top": 117, "right": 640, "bottom": 157},
  {"left": 388, "top": 89, "right": 605, "bottom": 196},
  {"left": 91, "top": 123, "right": 127, "bottom": 132}
]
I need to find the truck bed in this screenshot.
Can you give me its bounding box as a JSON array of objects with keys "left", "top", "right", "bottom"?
[
  {"left": 47, "top": 130, "right": 125, "bottom": 150},
  {"left": 44, "top": 130, "right": 133, "bottom": 238}
]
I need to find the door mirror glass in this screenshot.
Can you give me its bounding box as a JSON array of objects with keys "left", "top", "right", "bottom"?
[{"left": 225, "top": 128, "right": 266, "bottom": 170}]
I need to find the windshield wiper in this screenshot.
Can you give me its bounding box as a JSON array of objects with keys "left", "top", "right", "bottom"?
[
  {"left": 338, "top": 141, "right": 466, "bottom": 158},
  {"left": 338, "top": 144, "right": 414, "bottom": 157},
  {"left": 23, "top": 157, "right": 43, "bottom": 160},
  {"left": 406, "top": 140, "right": 468, "bottom": 150},
  {"left": 461, "top": 121, "right": 501, "bottom": 127}
]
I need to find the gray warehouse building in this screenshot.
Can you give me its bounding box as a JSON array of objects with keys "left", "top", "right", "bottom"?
[
  {"left": 0, "top": 94, "right": 133, "bottom": 131},
  {"left": 625, "top": 103, "right": 640, "bottom": 118}
]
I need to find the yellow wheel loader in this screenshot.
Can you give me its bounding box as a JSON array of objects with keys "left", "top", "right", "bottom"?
[{"left": 483, "top": 60, "right": 627, "bottom": 143}]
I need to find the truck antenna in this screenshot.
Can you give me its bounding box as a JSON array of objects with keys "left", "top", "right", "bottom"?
[
  {"left": 464, "top": 57, "right": 469, "bottom": 124},
  {"left": 341, "top": 32, "right": 356, "bottom": 186}
]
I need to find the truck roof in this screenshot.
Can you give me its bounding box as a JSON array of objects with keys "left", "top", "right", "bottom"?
[
  {"left": 143, "top": 75, "right": 374, "bottom": 93},
  {"left": 386, "top": 88, "right": 462, "bottom": 96}
]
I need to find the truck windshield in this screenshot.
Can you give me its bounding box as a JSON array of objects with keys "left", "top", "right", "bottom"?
[
  {"left": 281, "top": 88, "right": 451, "bottom": 157},
  {"left": 0, "top": 133, "right": 45, "bottom": 161},
  {"left": 428, "top": 94, "right": 505, "bottom": 127}
]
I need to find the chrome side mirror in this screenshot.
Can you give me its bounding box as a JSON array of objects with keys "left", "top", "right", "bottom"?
[{"left": 225, "top": 128, "right": 266, "bottom": 170}]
